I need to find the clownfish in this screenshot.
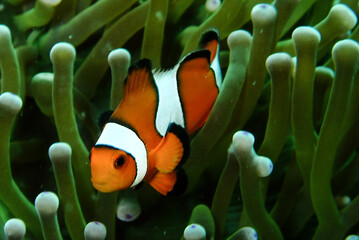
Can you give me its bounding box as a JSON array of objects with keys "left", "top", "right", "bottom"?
[{"left": 90, "top": 30, "right": 222, "bottom": 195}]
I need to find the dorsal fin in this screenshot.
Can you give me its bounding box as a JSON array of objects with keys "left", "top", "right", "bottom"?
[
  {"left": 176, "top": 49, "right": 218, "bottom": 134},
  {"left": 180, "top": 50, "right": 211, "bottom": 69},
  {"left": 198, "top": 30, "right": 220, "bottom": 63},
  {"left": 112, "top": 58, "right": 162, "bottom": 149},
  {"left": 123, "top": 59, "right": 156, "bottom": 98}
]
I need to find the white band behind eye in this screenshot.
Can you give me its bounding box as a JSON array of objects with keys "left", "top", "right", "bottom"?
[{"left": 95, "top": 122, "right": 147, "bottom": 187}]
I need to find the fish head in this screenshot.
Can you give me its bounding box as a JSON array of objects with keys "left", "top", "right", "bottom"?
[{"left": 90, "top": 146, "right": 137, "bottom": 192}]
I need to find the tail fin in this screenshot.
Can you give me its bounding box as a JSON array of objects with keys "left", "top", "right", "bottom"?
[
  {"left": 199, "top": 29, "right": 222, "bottom": 89},
  {"left": 199, "top": 29, "right": 220, "bottom": 63}
]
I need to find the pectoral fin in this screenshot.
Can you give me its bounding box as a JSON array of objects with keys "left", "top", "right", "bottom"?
[{"left": 149, "top": 123, "right": 190, "bottom": 174}]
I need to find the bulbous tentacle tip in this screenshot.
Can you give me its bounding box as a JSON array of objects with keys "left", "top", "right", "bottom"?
[
  {"left": 205, "top": 0, "right": 221, "bottom": 13},
  {"left": 232, "top": 131, "right": 255, "bottom": 155},
  {"left": 48, "top": 142, "right": 72, "bottom": 163},
  {"left": 32, "top": 72, "right": 54, "bottom": 83},
  {"left": 292, "top": 26, "right": 321, "bottom": 47},
  {"left": 0, "top": 24, "right": 11, "bottom": 40},
  {"left": 315, "top": 66, "right": 335, "bottom": 78},
  {"left": 332, "top": 39, "right": 359, "bottom": 64},
  {"left": 108, "top": 48, "right": 131, "bottom": 66},
  {"left": 345, "top": 235, "right": 359, "bottom": 240},
  {"left": 251, "top": 4, "right": 277, "bottom": 26},
  {"left": 227, "top": 30, "right": 252, "bottom": 50},
  {"left": 49, "top": 42, "right": 76, "bottom": 63},
  {"left": 0, "top": 92, "right": 23, "bottom": 115},
  {"left": 4, "top": 218, "right": 26, "bottom": 240},
  {"left": 266, "top": 52, "right": 292, "bottom": 72},
  {"left": 254, "top": 156, "right": 273, "bottom": 177},
  {"left": 183, "top": 223, "right": 206, "bottom": 240},
  {"left": 116, "top": 196, "right": 141, "bottom": 222},
  {"left": 84, "top": 221, "right": 107, "bottom": 240},
  {"left": 34, "top": 191, "right": 59, "bottom": 216},
  {"left": 40, "top": 0, "right": 62, "bottom": 7},
  {"left": 334, "top": 195, "right": 351, "bottom": 209},
  {"left": 231, "top": 227, "right": 257, "bottom": 240},
  {"left": 329, "top": 4, "right": 357, "bottom": 32}
]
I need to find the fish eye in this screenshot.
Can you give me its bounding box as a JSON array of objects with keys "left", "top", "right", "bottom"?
[{"left": 114, "top": 156, "right": 126, "bottom": 168}]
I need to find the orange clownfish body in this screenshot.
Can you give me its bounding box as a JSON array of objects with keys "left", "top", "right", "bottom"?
[{"left": 90, "top": 30, "right": 222, "bottom": 195}]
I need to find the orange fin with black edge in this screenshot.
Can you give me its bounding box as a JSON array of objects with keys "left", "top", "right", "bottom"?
[
  {"left": 149, "top": 123, "right": 190, "bottom": 174},
  {"left": 122, "top": 59, "right": 157, "bottom": 98},
  {"left": 112, "top": 59, "right": 162, "bottom": 148},
  {"left": 199, "top": 29, "right": 220, "bottom": 63},
  {"left": 199, "top": 29, "right": 222, "bottom": 90},
  {"left": 177, "top": 50, "right": 219, "bottom": 135},
  {"left": 148, "top": 171, "right": 177, "bottom": 195}
]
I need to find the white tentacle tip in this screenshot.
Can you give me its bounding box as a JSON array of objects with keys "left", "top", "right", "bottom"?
[
  {"left": 227, "top": 30, "right": 252, "bottom": 50},
  {"left": 251, "top": 4, "right": 277, "bottom": 25},
  {"left": 40, "top": 0, "right": 62, "bottom": 7},
  {"left": 345, "top": 235, "right": 359, "bottom": 240},
  {"left": 50, "top": 42, "right": 76, "bottom": 63},
  {"left": 254, "top": 156, "right": 273, "bottom": 177},
  {"left": 0, "top": 24, "right": 10, "bottom": 35},
  {"left": 330, "top": 4, "right": 357, "bottom": 32},
  {"left": 183, "top": 223, "right": 206, "bottom": 240},
  {"left": 232, "top": 226, "right": 258, "bottom": 240},
  {"left": 0, "top": 24, "right": 11, "bottom": 43},
  {"left": 205, "top": 0, "right": 221, "bottom": 13},
  {"left": 48, "top": 142, "right": 72, "bottom": 164},
  {"left": 292, "top": 26, "right": 321, "bottom": 45},
  {"left": 0, "top": 92, "right": 23, "bottom": 114},
  {"left": 108, "top": 48, "right": 131, "bottom": 65},
  {"left": 4, "top": 218, "right": 26, "bottom": 240},
  {"left": 84, "top": 221, "right": 107, "bottom": 240},
  {"left": 332, "top": 39, "right": 359, "bottom": 61},
  {"left": 335, "top": 195, "right": 351, "bottom": 209},
  {"left": 116, "top": 197, "right": 141, "bottom": 222},
  {"left": 266, "top": 52, "right": 292, "bottom": 72},
  {"left": 232, "top": 131, "right": 255, "bottom": 154},
  {"left": 34, "top": 191, "right": 59, "bottom": 216}
]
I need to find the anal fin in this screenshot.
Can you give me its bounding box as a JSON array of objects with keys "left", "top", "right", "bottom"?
[{"left": 148, "top": 171, "right": 177, "bottom": 196}]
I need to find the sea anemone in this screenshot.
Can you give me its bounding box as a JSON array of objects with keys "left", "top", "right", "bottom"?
[{"left": 1, "top": 0, "right": 359, "bottom": 239}]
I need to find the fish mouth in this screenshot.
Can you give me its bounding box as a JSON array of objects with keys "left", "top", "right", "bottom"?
[
  {"left": 92, "top": 182, "right": 104, "bottom": 189},
  {"left": 91, "top": 180, "right": 113, "bottom": 193}
]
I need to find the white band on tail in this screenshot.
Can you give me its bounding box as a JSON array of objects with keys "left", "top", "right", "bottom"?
[
  {"left": 211, "top": 48, "right": 222, "bottom": 89},
  {"left": 95, "top": 122, "right": 147, "bottom": 187}
]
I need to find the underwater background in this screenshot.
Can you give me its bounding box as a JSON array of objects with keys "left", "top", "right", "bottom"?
[{"left": 1, "top": 0, "right": 359, "bottom": 239}]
